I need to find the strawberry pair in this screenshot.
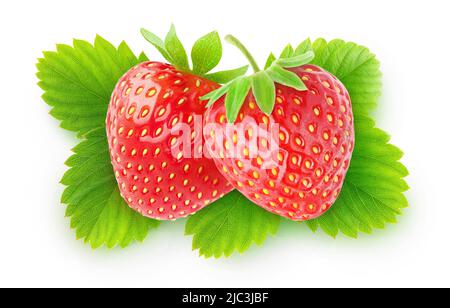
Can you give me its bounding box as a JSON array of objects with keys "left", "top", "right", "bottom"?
[{"left": 106, "top": 27, "right": 354, "bottom": 221}]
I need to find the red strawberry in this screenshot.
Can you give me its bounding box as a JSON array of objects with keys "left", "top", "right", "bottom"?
[
  {"left": 107, "top": 61, "right": 233, "bottom": 220},
  {"left": 202, "top": 37, "right": 354, "bottom": 221}
]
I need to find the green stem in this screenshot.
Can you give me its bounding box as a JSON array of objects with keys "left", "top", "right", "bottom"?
[{"left": 225, "top": 35, "right": 261, "bottom": 73}]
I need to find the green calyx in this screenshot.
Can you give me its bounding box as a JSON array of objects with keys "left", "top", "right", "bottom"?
[
  {"left": 201, "top": 35, "right": 315, "bottom": 123},
  {"left": 140, "top": 25, "right": 248, "bottom": 83}
]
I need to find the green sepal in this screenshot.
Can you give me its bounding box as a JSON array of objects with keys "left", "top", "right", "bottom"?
[
  {"left": 191, "top": 31, "right": 222, "bottom": 75},
  {"left": 280, "top": 44, "right": 295, "bottom": 58},
  {"left": 251, "top": 71, "right": 276, "bottom": 114},
  {"left": 277, "top": 51, "right": 315, "bottom": 68},
  {"left": 140, "top": 28, "right": 172, "bottom": 63},
  {"left": 264, "top": 53, "right": 276, "bottom": 70},
  {"left": 164, "top": 24, "right": 190, "bottom": 70},
  {"left": 225, "top": 77, "right": 251, "bottom": 123},
  {"left": 294, "top": 38, "right": 313, "bottom": 55},
  {"left": 267, "top": 64, "right": 307, "bottom": 91},
  {"left": 201, "top": 80, "right": 235, "bottom": 107},
  {"left": 205, "top": 65, "right": 249, "bottom": 84}
]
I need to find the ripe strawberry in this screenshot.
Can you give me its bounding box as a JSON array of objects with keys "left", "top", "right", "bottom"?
[
  {"left": 106, "top": 27, "right": 247, "bottom": 220},
  {"left": 107, "top": 61, "right": 233, "bottom": 220},
  {"left": 202, "top": 37, "right": 355, "bottom": 221}
]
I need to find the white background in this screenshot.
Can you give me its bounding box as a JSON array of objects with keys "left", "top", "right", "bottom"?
[{"left": 0, "top": 0, "right": 449, "bottom": 288}]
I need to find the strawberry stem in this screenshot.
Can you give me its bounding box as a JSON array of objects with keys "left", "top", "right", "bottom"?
[{"left": 225, "top": 35, "right": 261, "bottom": 73}]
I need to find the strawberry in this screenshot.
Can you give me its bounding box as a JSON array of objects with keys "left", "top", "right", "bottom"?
[
  {"left": 106, "top": 27, "right": 248, "bottom": 220},
  {"left": 202, "top": 36, "right": 355, "bottom": 221}
]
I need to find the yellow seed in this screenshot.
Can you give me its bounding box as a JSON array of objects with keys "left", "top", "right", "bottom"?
[
  {"left": 147, "top": 88, "right": 157, "bottom": 97},
  {"left": 158, "top": 108, "right": 166, "bottom": 117},
  {"left": 333, "top": 137, "right": 338, "bottom": 145},
  {"left": 256, "top": 157, "right": 263, "bottom": 166}
]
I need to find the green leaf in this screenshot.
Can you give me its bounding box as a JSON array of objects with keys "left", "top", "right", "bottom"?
[
  {"left": 309, "top": 39, "right": 382, "bottom": 114},
  {"left": 140, "top": 28, "right": 172, "bottom": 63},
  {"left": 204, "top": 65, "right": 249, "bottom": 84},
  {"left": 37, "top": 36, "right": 146, "bottom": 136},
  {"left": 225, "top": 77, "right": 251, "bottom": 123},
  {"left": 191, "top": 31, "right": 222, "bottom": 75},
  {"left": 251, "top": 71, "right": 276, "bottom": 114},
  {"left": 267, "top": 64, "right": 307, "bottom": 91},
  {"left": 294, "top": 38, "right": 313, "bottom": 55},
  {"left": 301, "top": 38, "right": 408, "bottom": 237},
  {"left": 38, "top": 37, "right": 160, "bottom": 248},
  {"left": 164, "top": 24, "right": 190, "bottom": 70},
  {"left": 264, "top": 53, "right": 277, "bottom": 70},
  {"left": 185, "top": 191, "right": 281, "bottom": 258},
  {"left": 280, "top": 44, "right": 294, "bottom": 58},
  {"left": 277, "top": 51, "right": 315, "bottom": 68},
  {"left": 62, "top": 128, "right": 160, "bottom": 248},
  {"left": 306, "top": 115, "right": 408, "bottom": 238}
]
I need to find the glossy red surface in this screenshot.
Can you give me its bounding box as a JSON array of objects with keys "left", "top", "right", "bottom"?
[
  {"left": 106, "top": 62, "right": 233, "bottom": 220},
  {"left": 204, "top": 65, "right": 355, "bottom": 221}
]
